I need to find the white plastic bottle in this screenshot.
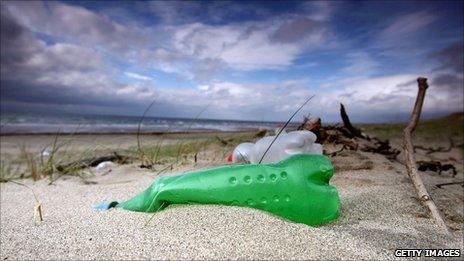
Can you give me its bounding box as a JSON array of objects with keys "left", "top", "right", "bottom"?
[
  {"left": 232, "top": 142, "right": 254, "bottom": 163},
  {"left": 232, "top": 130, "right": 323, "bottom": 164}
]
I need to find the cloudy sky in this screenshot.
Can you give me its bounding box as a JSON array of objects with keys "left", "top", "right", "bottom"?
[{"left": 1, "top": 1, "right": 463, "bottom": 122}]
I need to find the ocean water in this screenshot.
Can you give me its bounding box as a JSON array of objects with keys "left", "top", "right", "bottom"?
[{"left": 0, "top": 112, "right": 292, "bottom": 134}]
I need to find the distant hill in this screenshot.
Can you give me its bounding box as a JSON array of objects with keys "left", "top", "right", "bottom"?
[
  {"left": 359, "top": 111, "right": 463, "bottom": 141},
  {"left": 443, "top": 112, "right": 464, "bottom": 124}
]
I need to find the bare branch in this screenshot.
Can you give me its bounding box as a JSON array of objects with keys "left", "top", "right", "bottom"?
[{"left": 402, "top": 77, "right": 449, "bottom": 234}]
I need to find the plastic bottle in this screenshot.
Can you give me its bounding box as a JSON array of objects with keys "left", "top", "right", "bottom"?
[
  {"left": 105, "top": 154, "right": 339, "bottom": 226},
  {"left": 232, "top": 142, "right": 254, "bottom": 163},
  {"left": 232, "top": 130, "right": 323, "bottom": 164}
]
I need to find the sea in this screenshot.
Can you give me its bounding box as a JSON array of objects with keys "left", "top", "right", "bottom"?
[{"left": 0, "top": 112, "right": 293, "bottom": 134}]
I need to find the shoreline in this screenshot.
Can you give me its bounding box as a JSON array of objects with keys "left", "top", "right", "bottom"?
[{"left": 0, "top": 129, "right": 259, "bottom": 136}]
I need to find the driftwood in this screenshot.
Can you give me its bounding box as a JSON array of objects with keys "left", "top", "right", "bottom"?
[
  {"left": 402, "top": 77, "right": 449, "bottom": 234},
  {"left": 297, "top": 114, "right": 311, "bottom": 130},
  {"left": 298, "top": 104, "right": 400, "bottom": 161},
  {"left": 360, "top": 137, "right": 400, "bottom": 160},
  {"left": 298, "top": 116, "right": 323, "bottom": 142},
  {"left": 417, "top": 161, "right": 457, "bottom": 176},
  {"left": 298, "top": 101, "right": 460, "bottom": 172},
  {"left": 56, "top": 152, "right": 130, "bottom": 173},
  {"left": 340, "top": 103, "right": 364, "bottom": 138}
]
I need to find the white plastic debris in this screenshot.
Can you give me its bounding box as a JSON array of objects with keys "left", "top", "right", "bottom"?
[
  {"left": 41, "top": 149, "right": 50, "bottom": 157},
  {"left": 232, "top": 130, "right": 323, "bottom": 164},
  {"left": 232, "top": 142, "right": 254, "bottom": 163},
  {"left": 95, "top": 161, "right": 116, "bottom": 171}
]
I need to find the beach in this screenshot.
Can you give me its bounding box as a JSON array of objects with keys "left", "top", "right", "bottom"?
[
  {"left": 2, "top": 0, "right": 463, "bottom": 259},
  {"left": 1, "top": 131, "right": 463, "bottom": 260}
]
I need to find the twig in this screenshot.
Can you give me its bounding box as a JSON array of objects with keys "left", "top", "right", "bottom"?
[
  {"left": 402, "top": 77, "right": 449, "bottom": 234},
  {"left": 259, "top": 95, "right": 315, "bottom": 163},
  {"left": 435, "top": 181, "right": 464, "bottom": 188}
]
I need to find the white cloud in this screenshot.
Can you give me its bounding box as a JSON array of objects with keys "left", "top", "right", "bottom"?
[
  {"left": 375, "top": 10, "right": 437, "bottom": 50},
  {"left": 149, "top": 78, "right": 316, "bottom": 120},
  {"left": 172, "top": 17, "right": 330, "bottom": 71},
  {"left": 116, "top": 84, "right": 156, "bottom": 100},
  {"left": 219, "top": 31, "right": 301, "bottom": 70},
  {"left": 340, "top": 52, "right": 379, "bottom": 76},
  {"left": 3, "top": 1, "right": 332, "bottom": 78},
  {"left": 314, "top": 73, "right": 463, "bottom": 118},
  {"left": 4, "top": 1, "right": 158, "bottom": 53},
  {"left": 124, "top": 72, "right": 153, "bottom": 81},
  {"left": 26, "top": 43, "right": 103, "bottom": 72},
  {"left": 380, "top": 11, "right": 437, "bottom": 40}
]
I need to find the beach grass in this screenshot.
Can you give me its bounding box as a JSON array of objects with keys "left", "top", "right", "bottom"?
[
  {"left": 0, "top": 131, "right": 259, "bottom": 182},
  {"left": 130, "top": 132, "right": 256, "bottom": 165},
  {"left": 0, "top": 161, "right": 20, "bottom": 181}
]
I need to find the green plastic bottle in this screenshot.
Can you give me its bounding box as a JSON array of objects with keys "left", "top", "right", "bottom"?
[{"left": 115, "top": 154, "right": 339, "bottom": 226}]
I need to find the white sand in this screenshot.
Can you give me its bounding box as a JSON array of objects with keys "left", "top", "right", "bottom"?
[{"left": 1, "top": 151, "right": 463, "bottom": 260}]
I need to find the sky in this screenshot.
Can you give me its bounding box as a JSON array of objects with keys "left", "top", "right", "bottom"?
[{"left": 1, "top": 0, "right": 463, "bottom": 123}]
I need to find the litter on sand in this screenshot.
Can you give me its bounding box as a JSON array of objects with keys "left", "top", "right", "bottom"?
[{"left": 99, "top": 154, "right": 339, "bottom": 226}]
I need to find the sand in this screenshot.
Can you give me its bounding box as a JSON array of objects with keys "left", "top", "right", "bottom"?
[{"left": 1, "top": 135, "right": 463, "bottom": 260}]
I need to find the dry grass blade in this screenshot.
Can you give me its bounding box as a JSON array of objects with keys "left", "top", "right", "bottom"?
[
  {"left": 259, "top": 95, "right": 315, "bottom": 163},
  {"left": 137, "top": 98, "right": 157, "bottom": 154},
  {"left": 174, "top": 104, "right": 211, "bottom": 162},
  {"left": 34, "top": 203, "right": 43, "bottom": 224},
  {"left": 6, "top": 180, "right": 43, "bottom": 225},
  {"left": 19, "top": 144, "right": 40, "bottom": 181},
  {"left": 150, "top": 122, "right": 175, "bottom": 169},
  {"left": 41, "top": 131, "right": 61, "bottom": 182},
  {"left": 144, "top": 202, "right": 166, "bottom": 228}
]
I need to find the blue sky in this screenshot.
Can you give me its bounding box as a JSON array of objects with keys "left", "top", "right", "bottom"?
[{"left": 1, "top": 1, "right": 463, "bottom": 122}]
